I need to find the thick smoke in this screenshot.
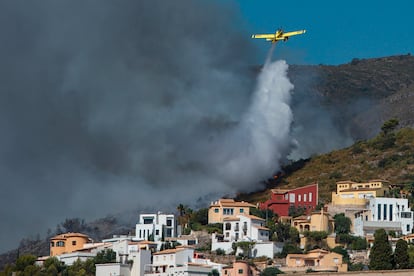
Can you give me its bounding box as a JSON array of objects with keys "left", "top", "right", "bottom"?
[{"left": 0, "top": 1, "right": 294, "bottom": 251}]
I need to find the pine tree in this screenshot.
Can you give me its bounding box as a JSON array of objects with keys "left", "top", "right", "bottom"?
[
  {"left": 369, "top": 229, "right": 393, "bottom": 270},
  {"left": 394, "top": 239, "right": 409, "bottom": 269}
]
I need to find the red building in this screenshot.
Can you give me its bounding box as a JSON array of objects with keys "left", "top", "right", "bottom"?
[{"left": 259, "top": 183, "right": 318, "bottom": 217}]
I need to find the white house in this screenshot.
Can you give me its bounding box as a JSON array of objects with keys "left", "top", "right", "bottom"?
[
  {"left": 135, "top": 213, "right": 176, "bottom": 242},
  {"left": 95, "top": 248, "right": 152, "bottom": 276},
  {"left": 354, "top": 197, "right": 414, "bottom": 236},
  {"left": 211, "top": 214, "right": 281, "bottom": 258},
  {"left": 144, "top": 247, "right": 216, "bottom": 276},
  {"left": 221, "top": 214, "right": 269, "bottom": 242},
  {"left": 56, "top": 251, "right": 97, "bottom": 266}
]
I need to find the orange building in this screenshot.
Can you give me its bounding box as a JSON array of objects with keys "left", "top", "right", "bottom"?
[
  {"left": 286, "top": 249, "right": 347, "bottom": 272},
  {"left": 50, "top": 232, "right": 92, "bottom": 256},
  {"left": 222, "top": 261, "right": 259, "bottom": 276},
  {"left": 208, "top": 199, "right": 256, "bottom": 224}
]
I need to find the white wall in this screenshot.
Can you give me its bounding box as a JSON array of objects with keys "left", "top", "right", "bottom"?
[
  {"left": 136, "top": 213, "right": 176, "bottom": 241},
  {"left": 96, "top": 263, "right": 130, "bottom": 276},
  {"left": 130, "top": 250, "right": 151, "bottom": 276}
]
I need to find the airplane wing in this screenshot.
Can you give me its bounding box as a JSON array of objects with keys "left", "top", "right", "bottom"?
[
  {"left": 251, "top": 34, "right": 276, "bottom": 41},
  {"left": 279, "top": 30, "right": 306, "bottom": 40}
]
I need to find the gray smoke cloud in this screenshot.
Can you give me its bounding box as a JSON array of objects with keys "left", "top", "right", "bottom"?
[{"left": 0, "top": 1, "right": 298, "bottom": 252}]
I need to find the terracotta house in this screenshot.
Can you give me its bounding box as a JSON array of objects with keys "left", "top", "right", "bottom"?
[{"left": 259, "top": 183, "right": 318, "bottom": 216}]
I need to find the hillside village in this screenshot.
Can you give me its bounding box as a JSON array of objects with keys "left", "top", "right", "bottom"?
[
  {"left": 5, "top": 172, "right": 414, "bottom": 276},
  {"left": 3, "top": 125, "right": 414, "bottom": 275}
]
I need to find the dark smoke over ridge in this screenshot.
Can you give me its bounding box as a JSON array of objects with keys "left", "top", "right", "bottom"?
[{"left": 0, "top": 1, "right": 295, "bottom": 251}]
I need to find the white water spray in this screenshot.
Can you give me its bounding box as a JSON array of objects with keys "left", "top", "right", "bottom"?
[{"left": 210, "top": 49, "right": 294, "bottom": 192}]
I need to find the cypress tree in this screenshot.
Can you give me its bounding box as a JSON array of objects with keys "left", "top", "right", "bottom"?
[
  {"left": 394, "top": 239, "right": 409, "bottom": 269},
  {"left": 369, "top": 229, "right": 393, "bottom": 270}
]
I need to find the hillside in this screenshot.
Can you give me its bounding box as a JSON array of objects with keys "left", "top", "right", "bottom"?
[
  {"left": 3, "top": 54, "right": 414, "bottom": 269},
  {"left": 289, "top": 54, "right": 414, "bottom": 139},
  {"left": 240, "top": 126, "right": 414, "bottom": 204}
]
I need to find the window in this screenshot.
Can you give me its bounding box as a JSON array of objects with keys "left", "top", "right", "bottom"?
[
  {"left": 304, "top": 194, "right": 307, "bottom": 202},
  {"left": 407, "top": 225, "right": 411, "bottom": 232},
  {"left": 402, "top": 212, "right": 412, "bottom": 218},
  {"left": 143, "top": 218, "right": 153, "bottom": 224},
  {"left": 378, "top": 204, "right": 381, "bottom": 220},
  {"left": 223, "top": 208, "right": 234, "bottom": 215},
  {"left": 56, "top": 241, "right": 65, "bottom": 247},
  {"left": 225, "top": 223, "right": 231, "bottom": 230},
  {"left": 309, "top": 192, "right": 312, "bottom": 202},
  {"left": 384, "top": 204, "right": 387, "bottom": 220},
  {"left": 389, "top": 205, "right": 393, "bottom": 221},
  {"left": 156, "top": 230, "right": 160, "bottom": 235},
  {"left": 235, "top": 222, "right": 239, "bottom": 231},
  {"left": 289, "top": 194, "right": 295, "bottom": 203},
  {"left": 72, "top": 241, "right": 77, "bottom": 246},
  {"left": 167, "top": 219, "right": 172, "bottom": 226},
  {"left": 50, "top": 242, "right": 55, "bottom": 247},
  {"left": 166, "top": 228, "right": 172, "bottom": 237},
  {"left": 333, "top": 258, "right": 339, "bottom": 264},
  {"left": 239, "top": 208, "right": 244, "bottom": 213},
  {"left": 214, "top": 208, "right": 219, "bottom": 213},
  {"left": 298, "top": 195, "right": 301, "bottom": 202},
  {"left": 238, "top": 269, "right": 243, "bottom": 274}
]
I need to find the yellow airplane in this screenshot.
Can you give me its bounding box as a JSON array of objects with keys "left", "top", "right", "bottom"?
[{"left": 251, "top": 29, "right": 306, "bottom": 43}]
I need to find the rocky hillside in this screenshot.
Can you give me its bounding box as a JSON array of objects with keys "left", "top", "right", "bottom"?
[{"left": 289, "top": 54, "right": 414, "bottom": 139}]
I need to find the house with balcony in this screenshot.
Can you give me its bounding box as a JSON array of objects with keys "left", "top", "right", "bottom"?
[
  {"left": 291, "top": 209, "right": 334, "bottom": 234},
  {"left": 211, "top": 214, "right": 282, "bottom": 258},
  {"left": 284, "top": 249, "right": 347, "bottom": 273},
  {"left": 331, "top": 180, "right": 388, "bottom": 208},
  {"left": 354, "top": 197, "right": 414, "bottom": 236},
  {"left": 259, "top": 183, "right": 318, "bottom": 217},
  {"left": 135, "top": 212, "right": 176, "bottom": 242},
  {"left": 96, "top": 248, "right": 152, "bottom": 276},
  {"left": 208, "top": 199, "right": 256, "bottom": 224},
  {"left": 144, "top": 247, "right": 220, "bottom": 276},
  {"left": 291, "top": 209, "right": 338, "bottom": 249}
]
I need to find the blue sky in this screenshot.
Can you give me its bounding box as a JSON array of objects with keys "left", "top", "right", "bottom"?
[{"left": 237, "top": 0, "right": 414, "bottom": 65}]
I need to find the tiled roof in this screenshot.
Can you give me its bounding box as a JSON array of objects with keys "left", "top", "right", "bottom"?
[
  {"left": 253, "top": 225, "right": 270, "bottom": 230},
  {"left": 51, "top": 232, "right": 89, "bottom": 240},
  {"left": 153, "top": 246, "right": 193, "bottom": 255},
  {"left": 339, "top": 187, "right": 382, "bottom": 192},
  {"left": 242, "top": 214, "right": 265, "bottom": 221},
  {"left": 223, "top": 216, "right": 240, "bottom": 221},
  {"left": 210, "top": 199, "right": 255, "bottom": 208}
]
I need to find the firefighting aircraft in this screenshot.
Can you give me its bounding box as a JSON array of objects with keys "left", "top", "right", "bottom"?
[{"left": 251, "top": 29, "right": 306, "bottom": 43}]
